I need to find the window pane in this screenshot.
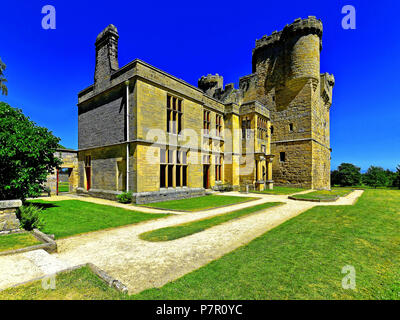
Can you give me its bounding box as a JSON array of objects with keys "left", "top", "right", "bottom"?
[
  {"left": 160, "top": 149, "right": 166, "bottom": 163},
  {"left": 176, "top": 165, "right": 181, "bottom": 187},
  {"left": 182, "top": 152, "right": 187, "bottom": 164},
  {"left": 160, "top": 165, "right": 166, "bottom": 188},
  {"left": 182, "top": 166, "right": 187, "bottom": 186},
  {"left": 168, "top": 165, "right": 174, "bottom": 187},
  {"left": 168, "top": 150, "right": 174, "bottom": 164}
]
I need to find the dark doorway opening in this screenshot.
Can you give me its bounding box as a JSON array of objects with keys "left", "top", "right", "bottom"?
[{"left": 203, "top": 165, "right": 210, "bottom": 189}]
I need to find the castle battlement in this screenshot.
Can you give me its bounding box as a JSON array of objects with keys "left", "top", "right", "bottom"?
[
  {"left": 254, "top": 16, "right": 323, "bottom": 52},
  {"left": 198, "top": 74, "right": 224, "bottom": 97}
]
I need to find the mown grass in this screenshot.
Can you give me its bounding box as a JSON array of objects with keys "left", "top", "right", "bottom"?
[
  {"left": 0, "top": 233, "right": 41, "bottom": 253},
  {"left": 132, "top": 189, "right": 400, "bottom": 299},
  {"left": 251, "top": 186, "right": 306, "bottom": 195},
  {"left": 140, "top": 195, "right": 255, "bottom": 211},
  {"left": 291, "top": 188, "right": 353, "bottom": 201},
  {"left": 139, "top": 202, "right": 283, "bottom": 242},
  {"left": 0, "top": 266, "right": 127, "bottom": 300},
  {"left": 28, "top": 200, "right": 169, "bottom": 239},
  {"left": 58, "top": 182, "right": 69, "bottom": 193},
  {"left": 3, "top": 189, "right": 399, "bottom": 300}
]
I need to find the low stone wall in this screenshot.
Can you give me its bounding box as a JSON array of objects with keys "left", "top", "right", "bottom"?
[
  {"left": 76, "top": 188, "right": 122, "bottom": 201},
  {"left": 76, "top": 187, "right": 206, "bottom": 204},
  {"left": 133, "top": 188, "right": 206, "bottom": 204},
  {"left": 0, "top": 200, "right": 21, "bottom": 233}
]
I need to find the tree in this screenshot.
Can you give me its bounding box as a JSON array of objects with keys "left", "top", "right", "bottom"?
[
  {"left": 363, "top": 166, "right": 389, "bottom": 189},
  {"left": 331, "top": 163, "right": 362, "bottom": 187},
  {"left": 0, "top": 57, "right": 7, "bottom": 96},
  {"left": 393, "top": 165, "right": 400, "bottom": 189},
  {"left": 0, "top": 102, "right": 62, "bottom": 200},
  {"left": 331, "top": 169, "right": 341, "bottom": 186},
  {"left": 385, "top": 169, "right": 397, "bottom": 187}
]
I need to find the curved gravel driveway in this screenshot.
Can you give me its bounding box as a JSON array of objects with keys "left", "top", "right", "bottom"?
[{"left": 0, "top": 190, "right": 364, "bottom": 293}]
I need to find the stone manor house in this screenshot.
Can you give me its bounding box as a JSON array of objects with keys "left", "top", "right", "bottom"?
[{"left": 48, "top": 16, "right": 334, "bottom": 203}]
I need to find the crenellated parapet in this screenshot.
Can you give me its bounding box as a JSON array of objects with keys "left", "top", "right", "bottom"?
[
  {"left": 198, "top": 74, "right": 223, "bottom": 97},
  {"left": 254, "top": 16, "right": 323, "bottom": 54}
]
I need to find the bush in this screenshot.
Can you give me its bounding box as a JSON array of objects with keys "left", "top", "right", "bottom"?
[
  {"left": 0, "top": 102, "right": 62, "bottom": 200},
  {"left": 117, "top": 191, "right": 133, "bottom": 204},
  {"left": 17, "top": 205, "right": 44, "bottom": 230}
]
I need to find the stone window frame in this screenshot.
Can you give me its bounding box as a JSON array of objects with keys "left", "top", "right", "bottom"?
[
  {"left": 289, "top": 123, "right": 294, "bottom": 133},
  {"left": 216, "top": 114, "right": 222, "bottom": 137},
  {"left": 257, "top": 116, "right": 268, "bottom": 139},
  {"left": 203, "top": 110, "right": 211, "bottom": 135},
  {"left": 280, "top": 152, "right": 286, "bottom": 163},
  {"left": 215, "top": 154, "right": 223, "bottom": 182},
  {"left": 167, "top": 94, "right": 183, "bottom": 135},
  {"left": 241, "top": 116, "right": 252, "bottom": 140},
  {"left": 160, "top": 147, "right": 188, "bottom": 189}
]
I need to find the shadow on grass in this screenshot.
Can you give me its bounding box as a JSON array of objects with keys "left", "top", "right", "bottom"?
[{"left": 25, "top": 201, "right": 59, "bottom": 209}]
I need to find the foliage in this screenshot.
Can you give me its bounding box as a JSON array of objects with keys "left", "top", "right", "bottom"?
[
  {"left": 0, "top": 57, "right": 7, "bottom": 96},
  {"left": 385, "top": 169, "right": 397, "bottom": 187},
  {"left": 0, "top": 102, "right": 62, "bottom": 200},
  {"left": 331, "top": 163, "right": 362, "bottom": 187},
  {"left": 393, "top": 165, "right": 400, "bottom": 189},
  {"left": 117, "top": 191, "right": 133, "bottom": 204},
  {"left": 17, "top": 205, "right": 45, "bottom": 231},
  {"left": 363, "top": 166, "right": 389, "bottom": 188}
]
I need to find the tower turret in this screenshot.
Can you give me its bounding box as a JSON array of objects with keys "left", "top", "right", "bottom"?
[
  {"left": 198, "top": 74, "right": 223, "bottom": 97},
  {"left": 250, "top": 17, "right": 333, "bottom": 190}
]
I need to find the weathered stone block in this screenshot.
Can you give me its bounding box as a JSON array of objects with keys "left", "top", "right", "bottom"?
[{"left": 0, "top": 200, "right": 21, "bottom": 232}]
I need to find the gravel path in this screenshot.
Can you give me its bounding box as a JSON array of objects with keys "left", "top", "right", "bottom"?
[{"left": 1, "top": 190, "right": 364, "bottom": 293}]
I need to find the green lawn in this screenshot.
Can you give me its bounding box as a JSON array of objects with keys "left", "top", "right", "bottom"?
[
  {"left": 140, "top": 202, "right": 283, "bottom": 242},
  {"left": 29, "top": 200, "right": 169, "bottom": 239},
  {"left": 252, "top": 186, "right": 306, "bottom": 195},
  {"left": 4, "top": 189, "right": 399, "bottom": 300},
  {"left": 0, "top": 233, "right": 41, "bottom": 253},
  {"left": 58, "top": 182, "right": 69, "bottom": 193},
  {"left": 133, "top": 189, "right": 400, "bottom": 299},
  {"left": 140, "top": 195, "right": 255, "bottom": 211},
  {"left": 0, "top": 266, "right": 126, "bottom": 300},
  {"left": 291, "top": 188, "right": 353, "bottom": 201}
]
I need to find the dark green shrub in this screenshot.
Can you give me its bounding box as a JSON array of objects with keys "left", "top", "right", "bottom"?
[
  {"left": 117, "top": 191, "right": 133, "bottom": 204},
  {"left": 0, "top": 102, "right": 62, "bottom": 200},
  {"left": 17, "top": 205, "right": 44, "bottom": 230}
]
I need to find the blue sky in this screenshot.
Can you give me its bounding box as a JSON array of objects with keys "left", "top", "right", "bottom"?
[{"left": 1, "top": 0, "right": 399, "bottom": 171}]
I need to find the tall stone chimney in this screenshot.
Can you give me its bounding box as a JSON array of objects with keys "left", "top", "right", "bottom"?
[{"left": 94, "top": 24, "right": 119, "bottom": 92}]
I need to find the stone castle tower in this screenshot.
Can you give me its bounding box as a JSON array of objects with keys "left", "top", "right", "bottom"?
[
  {"left": 251, "top": 16, "right": 335, "bottom": 189},
  {"left": 200, "top": 16, "right": 334, "bottom": 189}
]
